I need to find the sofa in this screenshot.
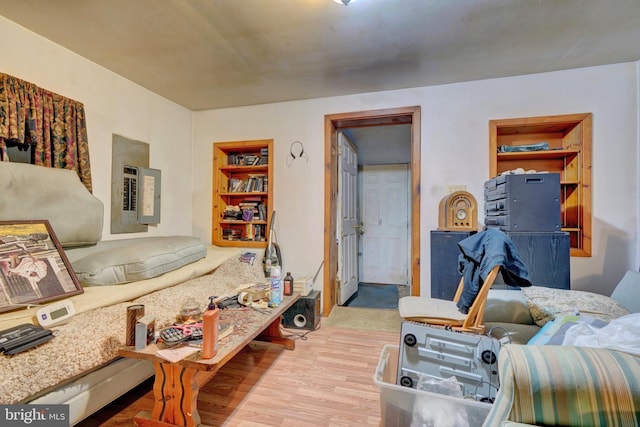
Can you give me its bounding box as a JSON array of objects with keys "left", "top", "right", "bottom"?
[
  {"left": 482, "top": 270, "right": 640, "bottom": 345},
  {"left": 0, "top": 162, "right": 265, "bottom": 425},
  {"left": 479, "top": 272, "right": 640, "bottom": 426}
]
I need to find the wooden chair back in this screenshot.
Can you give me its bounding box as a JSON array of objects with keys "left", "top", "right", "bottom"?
[{"left": 452, "top": 265, "right": 501, "bottom": 333}]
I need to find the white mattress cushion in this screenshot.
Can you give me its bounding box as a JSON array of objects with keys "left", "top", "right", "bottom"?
[{"left": 70, "top": 236, "right": 206, "bottom": 286}]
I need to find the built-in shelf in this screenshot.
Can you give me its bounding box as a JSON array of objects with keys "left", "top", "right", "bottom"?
[
  {"left": 490, "top": 113, "right": 592, "bottom": 257},
  {"left": 212, "top": 139, "right": 273, "bottom": 248}
]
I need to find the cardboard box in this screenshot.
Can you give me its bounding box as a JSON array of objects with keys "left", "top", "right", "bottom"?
[{"left": 293, "top": 276, "right": 313, "bottom": 296}]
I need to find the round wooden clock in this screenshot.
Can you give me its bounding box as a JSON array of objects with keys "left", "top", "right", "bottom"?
[{"left": 438, "top": 191, "right": 479, "bottom": 231}]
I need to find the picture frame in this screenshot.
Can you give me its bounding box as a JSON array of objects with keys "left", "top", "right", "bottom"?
[{"left": 0, "top": 220, "right": 83, "bottom": 313}]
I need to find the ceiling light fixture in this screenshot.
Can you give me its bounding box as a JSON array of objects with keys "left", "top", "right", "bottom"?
[{"left": 333, "top": 0, "right": 358, "bottom": 5}]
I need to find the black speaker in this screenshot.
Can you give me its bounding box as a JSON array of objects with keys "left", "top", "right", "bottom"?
[{"left": 282, "top": 291, "right": 320, "bottom": 330}]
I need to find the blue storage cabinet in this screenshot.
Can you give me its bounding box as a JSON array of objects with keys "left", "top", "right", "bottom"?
[{"left": 431, "top": 230, "right": 570, "bottom": 300}]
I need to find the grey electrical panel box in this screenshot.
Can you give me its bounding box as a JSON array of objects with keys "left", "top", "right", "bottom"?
[
  {"left": 137, "top": 167, "right": 161, "bottom": 225},
  {"left": 110, "top": 134, "right": 161, "bottom": 233}
]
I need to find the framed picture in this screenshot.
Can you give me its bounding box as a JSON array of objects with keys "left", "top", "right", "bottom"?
[{"left": 0, "top": 220, "right": 83, "bottom": 313}]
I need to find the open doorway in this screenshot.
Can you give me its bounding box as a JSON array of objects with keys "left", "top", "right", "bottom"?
[
  {"left": 322, "top": 106, "right": 421, "bottom": 317},
  {"left": 337, "top": 129, "right": 411, "bottom": 308}
]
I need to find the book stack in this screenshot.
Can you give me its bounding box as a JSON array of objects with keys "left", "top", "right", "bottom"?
[
  {"left": 239, "top": 197, "right": 261, "bottom": 218},
  {"left": 259, "top": 147, "right": 269, "bottom": 165},
  {"left": 227, "top": 153, "right": 263, "bottom": 166},
  {"left": 223, "top": 205, "right": 242, "bottom": 220},
  {"left": 222, "top": 229, "right": 240, "bottom": 240},
  {"left": 228, "top": 175, "right": 267, "bottom": 193}
]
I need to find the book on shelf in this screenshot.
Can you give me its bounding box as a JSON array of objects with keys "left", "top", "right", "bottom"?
[
  {"left": 246, "top": 174, "right": 266, "bottom": 192},
  {"left": 254, "top": 224, "right": 265, "bottom": 241},
  {"left": 222, "top": 229, "right": 241, "bottom": 240},
  {"left": 223, "top": 205, "right": 242, "bottom": 220},
  {"left": 257, "top": 204, "right": 266, "bottom": 221},
  {"left": 227, "top": 175, "right": 266, "bottom": 193},
  {"left": 243, "top": 223, "right": 254, "bottom": 240},
  {"left": 227, "top": 152, "right": 266, "bottom": 166},
  {"left": 241, "top": 195, "right": 262, "bottom": 202}
]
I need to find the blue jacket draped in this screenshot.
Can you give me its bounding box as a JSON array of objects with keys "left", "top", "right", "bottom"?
[{"left": 456, "top": 229, "right": 532, "bottom": 314}]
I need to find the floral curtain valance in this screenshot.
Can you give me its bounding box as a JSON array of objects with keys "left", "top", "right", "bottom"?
[{"left": 0, "top": 73, "right": 92, "bottom": 192}]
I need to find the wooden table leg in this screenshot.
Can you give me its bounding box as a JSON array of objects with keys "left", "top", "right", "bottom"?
[
  {"left": 134, "top": 361, "right": 215, "bottom": 427},
  {"left": 255, "top": 316, "right": 296, "bottom": 350}
]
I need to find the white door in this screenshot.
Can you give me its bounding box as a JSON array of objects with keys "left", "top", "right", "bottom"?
[
  {"left": 337, "top": 133, "right": 359, "bottom": 305},
  {"left": 359, "top": 164, "right": 409, "bottom": 285}
]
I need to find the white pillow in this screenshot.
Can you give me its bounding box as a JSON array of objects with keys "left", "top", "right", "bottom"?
[{"left": 70, "top": 236, "right": 206, "bottom": 286}]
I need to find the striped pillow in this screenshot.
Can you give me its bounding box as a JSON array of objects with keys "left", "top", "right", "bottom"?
[{"left": 483, "top": 344, "right": 640, "bottom": 426}]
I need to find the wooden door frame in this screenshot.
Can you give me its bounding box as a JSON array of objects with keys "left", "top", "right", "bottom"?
[{"left": 323, "top": 106, "right": 421, "bottom": 316}]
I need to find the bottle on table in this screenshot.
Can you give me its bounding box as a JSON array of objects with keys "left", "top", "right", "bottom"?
[
  {"left": 283, "top": 271, "right": 294, "bottom": 296},
  {"left": 201, "top": 296, "right": 219, "bottom": 359},
  {"left": 269, "top": 265, "right": 282, "bottom": 307}
]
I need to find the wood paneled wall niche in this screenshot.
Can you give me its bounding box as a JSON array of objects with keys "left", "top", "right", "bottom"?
[{"left": 489, "top": 113, "right": 592, "bottom": 257}]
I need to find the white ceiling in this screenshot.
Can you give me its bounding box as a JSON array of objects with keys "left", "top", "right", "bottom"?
[
  {"left": 1, "top": 0, "right": 638, "bottom": 158},
  {"left": 1, "top": 0, "right": 639, "bottom": 112},
  {"left": 345, "top": 125, "right": 412, "bottom": 165}
]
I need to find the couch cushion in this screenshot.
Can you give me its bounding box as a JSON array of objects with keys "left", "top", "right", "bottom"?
[
  {"left": 69, "top": 236, "right": 206, "bottom": 286},
  {"left": 0, "top": 162, "right": 103, "bottom": 248},
  {"left": 522, "top": 286, "right": 630, "bottom": 327},
  {"left": 485, "top": 289, "right": 535, "bottom": 325}
]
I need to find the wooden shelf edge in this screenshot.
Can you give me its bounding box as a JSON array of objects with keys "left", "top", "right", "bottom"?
[
  {"left": 220, "top": 165, "right": 268, "bottom": 172},
  {"left": 496, "top": 149, "right": 579, "bottom": 161},
  {"left": 570, "top": 247, "right": 590, "bottom": 257},
  {"left": 215, "top": 240, "right": 267, "bottom": 248},
  {"left": 220, "top": 192, "right": 268, "bottom": 197}
]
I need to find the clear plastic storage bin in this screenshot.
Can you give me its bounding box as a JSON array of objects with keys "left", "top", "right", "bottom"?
[{"left": 374, "top": 344, "right": 492, "bottom": 427}]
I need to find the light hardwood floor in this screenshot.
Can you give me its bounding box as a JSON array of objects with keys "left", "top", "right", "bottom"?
[{"left": 78, "top": 322, "right": 400, "bottom": 426}]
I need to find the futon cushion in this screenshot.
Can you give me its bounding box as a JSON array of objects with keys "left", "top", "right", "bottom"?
[
  {"left": 70, "top": 236, "right": 206, "bottom": 286},
  {"left": 521, "top": 286, "right": 630, "bottom": 327}
]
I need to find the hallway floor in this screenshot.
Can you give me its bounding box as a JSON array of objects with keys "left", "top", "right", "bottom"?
[{"left": 344, "top": 283, "right": 410, "bottom": 309}]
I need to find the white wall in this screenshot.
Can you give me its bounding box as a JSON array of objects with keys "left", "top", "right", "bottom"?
[
  {"left": 0, "top": 16, "right": 195, "bottom": 239},
  {"left": 2, "top": 16, "right": 637, "bottom": 297},
  {"left": 193, "top": 62, "right": 639, "bottom": 297}
]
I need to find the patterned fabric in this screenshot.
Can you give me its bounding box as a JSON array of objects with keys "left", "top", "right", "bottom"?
[
  {"left": 0, "top": 73, "right": 92, "bottom": 192},
  {"left": 483, "top": 344, "right": 640, "bottom": 427},
  {"left": 522, "top": 286, "right": 630, "bottom": 326}
]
